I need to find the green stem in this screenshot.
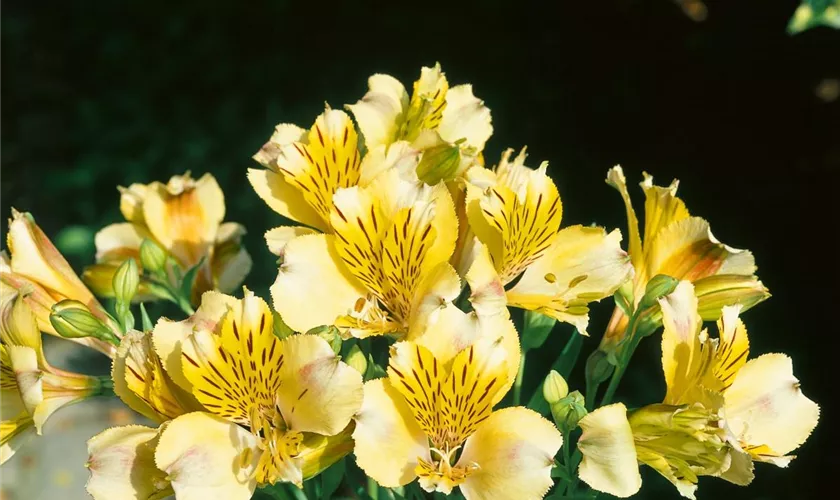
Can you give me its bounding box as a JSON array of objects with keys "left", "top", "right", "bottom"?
[
  {"left": 94, "top": 375, "right": 116, "bottom": 398},
  {"left": 512, "top": 348, "right": 528, "bottom": 406}
]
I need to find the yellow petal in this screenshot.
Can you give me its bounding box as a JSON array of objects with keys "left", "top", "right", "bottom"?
[
  {"left": 724, "top": 353, "right": 819, "bottom": 457},
  {"left": 93, "top": 222, "right": 149, "bottom": 261},
  {"left": 640, "top": 172, "right": 689, "bottom": 253},
  {"left": 0, "top": 407, "right": 35, "bottom": 465},
  {"left": 275, "top": 109, "right": 363, "bottom": 227},
  {"left": 458, "top": 407, "right": 562, "bottom": 500},
  {"left": 6, "top": 209, "right": 98, "bottom": 309},
  {"left": 605, "top": 166, "right": 643, "bottom": 272},
  {"left": 358, "top": 141, "right": 421, "bottom": 187},
  {"left": 437, "top": 84, "right": 492, "bottom": 152},
  {"left": 274, "top": 333, "right": 363, "bottom": 435},
  {"left": 153, "top": 291, "right": 238, "bottom": 391},
  {"left": 119, "top": 183, "right": 150, "bottom": 225},
  {"left": 405, "top": 262, "right": 462, "bottom": 340},
  {"left": 155, "top": 412, "right": 259, "bottom": 500},
  {"left": 646, "top": 217, "right": 755, "bottom": 285},
  {"left": 659, "top": 281, "right": 715, "bottom": 405},
  {"left": 352, "top": 378, "right": 429, "bottom": 487},
  {"left": 86, "top": 424, "right": 172, "bottom": 500},
  {"left": 0, "top": 292, "right": 43, "bottom": 355},
  {"left": 264, "top": 226, "right": 318, "bottom": 257},
  {"left": 252, "top": 123, "right": 307, "bottom": 168},
  {"left": 506, "top": 226, "right": 633, "bottom": 335},
  {"left": 707, "top": 305, "right": 750, "bottom": 391},
  {"left": 464, "top": 241, "right": 507, "bottom": 317},
  {"left": 247, "top": 168, "right": 328, "bottom": 232},
  {"left": 142, "top": 173, "right": 225, "bottom": 269},
  {"left": 7, "top": 346, "right": 43, "bottom": 417},
  {"left": 347, "top": 74, "right": 409, "bottom": 151},
  {"left": 577, "top": 403, "right": 642, "bottom": 498},
  {"left": 212, "top": 222, "right": 252, "bottom": 294},
  {"left": 271, "top": 234, "right": 365, "bottom": 333}
]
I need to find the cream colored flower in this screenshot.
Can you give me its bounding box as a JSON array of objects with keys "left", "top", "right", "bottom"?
[{"left": 83, "top": 172, "right": 251, "bottom": 304}]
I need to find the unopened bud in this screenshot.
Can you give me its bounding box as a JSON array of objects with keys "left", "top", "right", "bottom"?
[
  {"left": 50, "top": 300, "right": 119, "bottom": 345},
  {"left": 542, "top": 370, "right": 569, "bottom": 404},
  {"left": 308, "top": 325, "right": 342, "bottom": 354},
  {"left": 637, "top": 275, "right": 680, "bottom": 312},
  {"left": 585, "top": 349, "right": 615, "bottom": 387},
  {"left": 550, "top": 390, "right": 587, "bottom": 432},
  {"left": 139, "top": 239, "right": 168, "bottom": 274},
  {"left": 416, "top": 142, "right": 462, "bottom": 185},
  {"left": 113, "top": 258, "right": 139, "bottom": 305},
  {"left": 345, "top": 345, "right": 368, "bottom": 375}
]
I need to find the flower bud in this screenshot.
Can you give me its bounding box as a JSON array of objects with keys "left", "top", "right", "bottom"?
[
  {"left": 550, "top": 390, "right": 587, "bottom": 432},
  {"left": 113, "top": 258, "right": 139, "bottom": 305},
  {"left": 637, "top": 274, "right": 680, "bottom": 312},
  {"left": 542, "top": 370, "right": 569, "bottom": 404},
  {"left": 416, "top": 141, "right": 462, "bottom": 185},
  {"left": 693, "top": 274, "right": 770, "bottom": 321},
  {"left": 50, "top": 300, "right": 119, "bottom": 345},
  {"left": 585, "top": 349, "right": 615, "bottom": 387},
  {"left": 344, "top": 345, "right": 368, "bottom": 376},
  {"left": 308, "top": 325, "right": 342, "bottom": 354},
  {"left": 139, "top": 239, "right": 168, "bottom": 275}
]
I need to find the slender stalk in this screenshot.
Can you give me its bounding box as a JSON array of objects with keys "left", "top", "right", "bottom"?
[
  {"left": 512, "top": 348, "right": 528, "bottom": 406},
  {"left": 367, "top": 476, "right": 379, "bottom": 500}
]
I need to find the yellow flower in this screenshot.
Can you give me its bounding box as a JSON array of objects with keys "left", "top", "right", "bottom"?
[
  {"left": 464, "top": 150, "right": 634, "bottom": 334},
  {"left": 347, "top": 63, "right": 492, "bottom": 173},
  {"left": 156, "top": 289, "right": 362, "bottom": 492},
  {"left": 271, "top": 164, "right": 461, "bottom": 338},
  {"left": 577, "top": 281, "right": 819, "bottom": 498},
  {"left": 111, "top": 329, "right": 203, "bottom": 423},
  {"left": 0, "top": 293, "right": 106, "bottom": 464},
  {"left": 353, "top": 263, "right": 560, "bottom": 499},
  {"left": 2, "top": 209, "right": 117, "bottom": 357},
  {"left": 83, "top": 172, "right": 252, "bottom": 304},
  {"left": 599, "top": 166, "right": 768, "bottom": 351}
]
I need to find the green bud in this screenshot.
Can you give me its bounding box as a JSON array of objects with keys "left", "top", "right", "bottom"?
[
  {"left": 139, "top": 238, "right": 168, "bottom": 274},
  {"left": 550, "top": 390, "right": 587, "bottom": 432},
  {"left": 345, "top": 345, "right": 368, "bottom": 376},
  {"left": 416, "top": 142, "right": 462, "bottom": 185},
  {"left": 50, "top": 300, "right": 119, "bottom": 345},
  {"left": 113, "top": 258, "right": 139, "bottom": 305},
  {"left": 542, "top": 370, "right": 569, "bottom": 404},
  {"left": 585, "top": 349, "right": 615, "bottom": 387},
  {"left": 613, "top": 279, "right": 634, "bottom": 317},
  {"left": 637, "top": 274, "right": 680, "bottom": 311},
  {"left": 308, "top": 325, "right": 342, "bottom": 354}
]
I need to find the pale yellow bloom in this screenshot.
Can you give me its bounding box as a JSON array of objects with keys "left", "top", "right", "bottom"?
[
  {"left": 2, "top": 210, "right": 117, "bottom": 356},
  {"left": 465, "top": 150, "right": 634, "bottom": 334},
  {"left": 83, "top": 172, "right": 251, "bottom": 304},
  {"left": 353, "top": 263, "right": 560, "bottom": 500},
  {"left": 347, "top": 63, "right": 492, "bottom": 175},
  {"left": 577, "top": 281, "right": 819, "bottom": 498},
  {"left": 599, "top": 166, "right": 767, "bottom": 351},
  {"left": 271, "top": 164, "right": 460, "bottom": 338}
]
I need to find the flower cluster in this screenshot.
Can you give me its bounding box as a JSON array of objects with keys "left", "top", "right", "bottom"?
[{"left": 0, "top": 64, "right": 818, "bottom": 500}]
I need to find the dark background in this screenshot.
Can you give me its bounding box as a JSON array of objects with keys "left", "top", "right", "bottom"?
[{"left": 2, "top": 0, "right": 838, "bottom": 498}]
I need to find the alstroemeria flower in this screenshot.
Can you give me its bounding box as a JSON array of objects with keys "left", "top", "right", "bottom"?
[
  {"left": 111, "top": 329, "right": 203, "bottom": 423},
  {"left": 151, "top": 289, "right": 363, "bottom": 496},
  {"left": 1, "top": 209, "right": 118, "bottom": 356},
  {"left": 353, "top": 298, "right": 561, "bottom": 499},
  {"left": 599, "top": 166, "right": 768, "bottom": 352},
  {"left": 464, "top": 149, "right": 634, "bottom": 334},
  {"left": 1, "top": 344, "right": 35, "bottom": 465},
  {"left": 0, "top": 292, "right": 107, "bottom": 463},
  {"left": 271, "top": 164, "right": 460, "bottom": 338},
  {"left": 83, "top": 172, "right": 251, "bottom": 304},
  {"left": 347, "top": 63, "right": 492, "bottom": 177},
  {"left": 577, "top": 281, "right": 819, "bottom": 498}
]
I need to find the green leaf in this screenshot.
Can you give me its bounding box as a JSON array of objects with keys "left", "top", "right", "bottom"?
[
  {"left": 527, "top": 331, "right": 583, "bottom": 415},
  {"left": 139, "top": 303, "right": 154, "bottom": 332},
  {"left": 521, "top": 310, "right": 557, "bottom": 351},
  {"left": 180, "top": 257, "right": 206, "bottom": 300},
  {"left": 319, "top": 457, "right": 345, "bottom": 499}
]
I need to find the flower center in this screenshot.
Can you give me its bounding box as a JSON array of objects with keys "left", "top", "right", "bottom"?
[{"left": 415, "top": 445, "right": 479, "bottom": 495}]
